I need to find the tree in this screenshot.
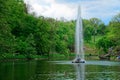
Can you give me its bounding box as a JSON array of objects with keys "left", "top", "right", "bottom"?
[
  {"left": 84, "top": 26, "right": 93, "bottom": 42},
  {"left": 89, "top": 18, "right": 103, "bottom": 42},
  {"left": 34, "top": 17, "right": 51, "bottom": 55},
  {"left": 96, "top": 36, "right": 115, "bottom": 53},
  {"left": 97, "top": 23, "right": 106, "bottom": 35},
  {"left": 83, "top": 19, "right": 93, "bottom": 42},
  {"left": 0, "top": 0, "right": 18, "bottom": 55},
  {"left": 96, "top": 13, "right": 120, "bottom": 55},
  {"left": 106, "top": 13, "right": 120, "bottom": 54}
]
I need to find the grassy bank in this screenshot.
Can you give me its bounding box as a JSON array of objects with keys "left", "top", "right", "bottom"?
[
  {"left": 0, "top": 52, "right": 118, "bottom": 62},
  {"left": 0, "top": 53, "right": 76, "bottom": 61},
  {"left": 0, "top": 53, "right": 48, "bottom": 61}
]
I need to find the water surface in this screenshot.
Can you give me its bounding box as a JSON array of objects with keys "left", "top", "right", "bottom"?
[{"left": 0, "top": 60, "right": 120, "bottom": 80}]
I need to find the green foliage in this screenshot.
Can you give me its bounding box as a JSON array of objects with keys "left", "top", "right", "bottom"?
[
  {"left": 15, "top": 34, "right": 37, "bottom": 55},
  {"left": 0, "top": 0, "right": 120, "bottom": 60},
  {"left": 96, "top": 36, "right": 115, "bottom": 53},
  {"left": 95, "top": 13, "right": 120, "bottom": 55},
  {"left": 55, "top": 21, "right": 75, "bottom": 54},
  {"left": 108, "top": 13, "right": 120, "bottom": 46},
  {"left": 0, "top": 53, "right": 26, "bottom": 59},
  {"left": 97, "top": 23, "right": 106, "bottom": 35},
  {"left": 84, "top": 26, "right": 93, "bottom": 42},
  {"left": 34, "top": 18, "right": 52, "bottom": 55}
]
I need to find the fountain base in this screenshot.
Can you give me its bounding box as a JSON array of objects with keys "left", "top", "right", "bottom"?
[{"left": 72, "top": 58, "right": 85, "bottom": 63}]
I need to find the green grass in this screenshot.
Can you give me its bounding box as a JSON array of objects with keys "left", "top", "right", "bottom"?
[{"left": 0, "top": 53, "right": 48, "bottom": 60}]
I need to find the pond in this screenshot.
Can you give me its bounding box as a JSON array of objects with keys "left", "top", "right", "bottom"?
[{"left": 0, "top": 60, "right": 120, "bottom": 80}]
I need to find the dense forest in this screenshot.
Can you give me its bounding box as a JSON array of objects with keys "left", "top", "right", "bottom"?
[{"left": 0, "top": 0, "right": 120, "bottom": 60}]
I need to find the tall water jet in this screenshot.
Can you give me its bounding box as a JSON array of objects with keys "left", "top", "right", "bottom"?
[{"left": 72, "top": 5, "right": 85, "bottom": 63}]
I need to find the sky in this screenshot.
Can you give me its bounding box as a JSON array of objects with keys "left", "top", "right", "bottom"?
[{"left": 24, "top": 0, "right": 120, "bottom": 24}]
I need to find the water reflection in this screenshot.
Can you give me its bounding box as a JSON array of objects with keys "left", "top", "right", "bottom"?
[
  {"left": 74, "top": 63, "right": 85, "bottom": 80},
  {"left": 0, "top": 60, "right": 120, "bottom": 80},
  {"left": 0, "top": 61, "right": 37, "bottom": 80}
]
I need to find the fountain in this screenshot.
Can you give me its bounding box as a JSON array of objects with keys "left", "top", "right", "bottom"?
[{"left": 72, "top": 5, "right": 85, "bottom": 63}]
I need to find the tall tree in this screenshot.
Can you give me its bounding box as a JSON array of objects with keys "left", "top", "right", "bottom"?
[{"left": 89, "top": 18, "right": 103, "bottom": 42}]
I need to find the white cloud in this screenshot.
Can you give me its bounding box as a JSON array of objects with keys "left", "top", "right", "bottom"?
[
  {"left": 24, "top": 0, "right": 77, "bottom": 20},
  {"left": 24, "top": 0, "right": 120, "bottom": 24}
]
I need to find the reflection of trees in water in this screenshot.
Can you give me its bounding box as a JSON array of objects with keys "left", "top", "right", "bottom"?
[
  {"left": 74, "top": 63, "right": 85, "bottom": 80},
  {"left": 0, "top": 61, "right": 37, "bottom": 80}
]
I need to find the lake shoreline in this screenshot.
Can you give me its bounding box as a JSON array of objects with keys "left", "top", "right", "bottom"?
[{"left": 0, "top": 56, "right": 119, "bottom": 62}]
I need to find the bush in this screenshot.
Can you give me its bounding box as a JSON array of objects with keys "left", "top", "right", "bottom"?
[{"left": 96, "top": 36, "right": 115, "bottom": 53}]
